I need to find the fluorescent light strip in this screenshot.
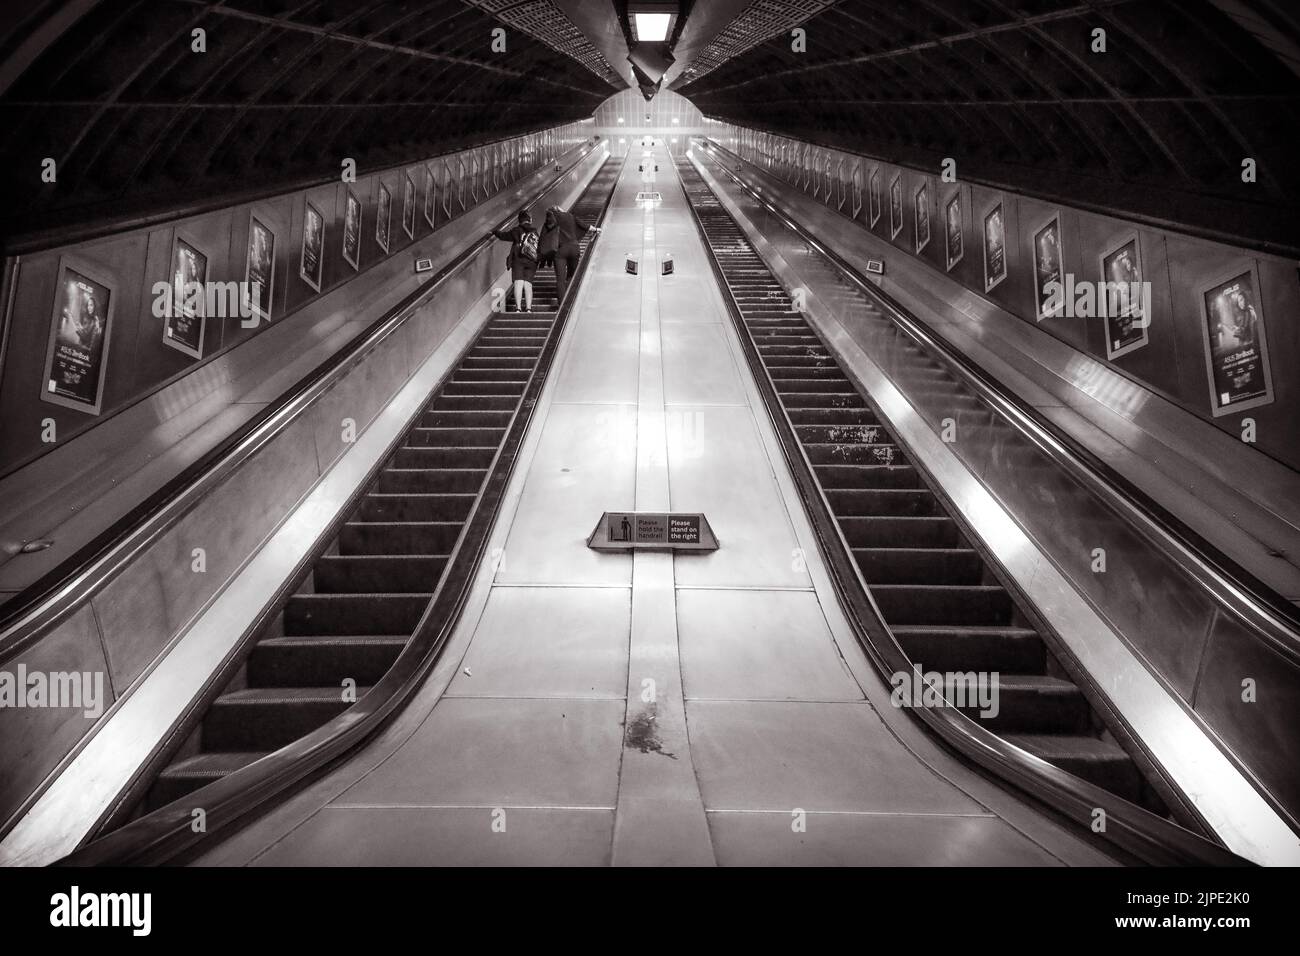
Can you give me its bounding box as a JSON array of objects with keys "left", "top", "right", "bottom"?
[{"left": 634, "top": 12, "right": 671, "bottom": 42}]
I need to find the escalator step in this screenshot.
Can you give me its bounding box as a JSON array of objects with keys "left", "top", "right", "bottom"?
[
  {"left": 203, "top": 687, "right": 367, "bottom": 751},
  {"left": 947, "top": 675, "right": 1091, "bottom": 734},
  {"left": 148, "top": 752, "right": 266, "bottom": 810},
  {"left": 249, "top": 635, "right": 407, "bottom": 687},
  {"left": 892, "top": 624, "right": 1046, "bottom": 673},
  {"left": 378, "top": 468, "right": 486, "bottom": 494},
  {"left": 314, "top": 554, "right": 448, "bottom": 592},
  {"left": 853, "top": 546, "right": 983, "bottom": 583},
  {"left": 358, "top": 493, "right": 474, "bottom": 522},
  {"left": 284, "top": 593, "right": 430, "bottom": 635},
  {"left": 338, "top": 521, "right": 462, "bottom": 555},
  {"left": 824, "top": 488, "right": 938, "bottom": 515},
  {"left": 870, "top": 583, "right": 1015, "bottom": 625},
  {"left": 1005, "top": 733, "right": 1144, "bottom": 802},
  {"left": 815, "top": 463, "right": 921, "bottom": 489},
  {"left": 839, "top": 516, "right": 960, "bottom": 549}
]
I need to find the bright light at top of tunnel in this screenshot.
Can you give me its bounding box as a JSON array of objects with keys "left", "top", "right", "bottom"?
[{"left": 634, "top": 13, "right": 671, "bottom": 41}]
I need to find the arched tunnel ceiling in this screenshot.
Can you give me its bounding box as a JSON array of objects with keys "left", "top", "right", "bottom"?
[
  {"left": 674, "top": 0, "right": 1300, "bottom": 254},
  {"left": 0, "top": 0, "right": 618, "bottom": 245}
]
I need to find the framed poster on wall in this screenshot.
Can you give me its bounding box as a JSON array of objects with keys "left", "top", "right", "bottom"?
[
  {"left": 457, "top": 156, "right": 468, "bottom": 210},
  {"left": 1198, "top": 264, "right": 1274, "bottom": 417},
  {"left": 442, "top": 160, "right": 455, "bottom": 219},
  {"left": 914, "top": 182, "right": 931, "bottom": 254},
  {"left": 824, "top": 155, "right": 834, "bottom": 205},
  {"left": 1098, "top": 232, "right": 1147, "bottom": 359},
  {"left": 851, "top": 162, "right": 863, "bottom": 220},
  {"left": 243, "top": 214, "right": 276, "bottom": 323},
  {"left": 889, "top": 173, "right": 903, "bottom": 240},
  {"left": 1031, "top": 213, "right": 1063, "bottom": 320},
  {"left": 343, "top": 190, "right": 362, "bottom": 272},
  {"left": 163, "top": 233, "right": 208, "bottom": 359},
  {"left": 944, "top": 191, "right": 963, "bottom": 271},
  {"left": 869, "top": 167, "right": 882, "bottom": 227},
  {"left": 982, "top": 203, "right": 1007, "bottom": 292},
  {"left": 402, "top": 172, "right": 416, "bottom": 240},
  {"left": 837, "top": 159, "right": 848, "bottom": 210},
  {"left": 41, "top": 256, "right": 115, "bottom": 415},
  {"left": 423, "top": 165, "right": 437, "bottom": 229},
  {"left": 300, "top": 200, "right": 325, "bottom": 293},
  {"left": 469, "top": 153, "right": 481, "bottom": 204},
  {"left": 376, "top": 182, "right": 392, "bottom": 254}
]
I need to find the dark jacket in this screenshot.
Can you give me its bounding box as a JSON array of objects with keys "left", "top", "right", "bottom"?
[
  {"left": 552, "top": 209, "right": 591, "bottom": 255},
  {"left": 492, "top": 224, "right": 538, "bottom": 266}
]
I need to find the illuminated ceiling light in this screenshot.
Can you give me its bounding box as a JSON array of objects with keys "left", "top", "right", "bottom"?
[
  {"left": 633, "top": 12, "right": 671, "bottom": 41},
  {"left": 617, "top": 116, "right": 624, "bottom": 123}
]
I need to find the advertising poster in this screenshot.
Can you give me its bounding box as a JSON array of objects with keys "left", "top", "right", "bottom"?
[
  {"left": 1032, "top": 214, "right": 1063, "bottom": 320},
  {"left": 402, "top": 173, "right": 416, "bottom": 239},
  {"left": 300, "top": 201, "right": 325, "bottom": 292},
  {"left": 343, "top": 190, "right": 361, "bottom": 271},
  {"left": 243, "top": 215, "right": 275, "bottom": 322},
  {"left": 889, "top": 173, "right": 903, "bottom": 240},
  {"left": 851, "top": 162, "right": 863, "bottom": 219},
  {"left": 163, "top": 235, "right": 207, "bottom": 359},
  {"left": 1099, "top": 233, "right": 1147, "bottom": 359},
  {"left": 869, "top": 167, "right": 881, "bottom": 227},
  {"left": 423, "top": 165, "right": 436, "bottom": 229},
  {"left": 442, "top": 160, "right": 455, "bottom": 219},
  {"left": 983, "top": 203, "right": 1007, "bottom": 292},
  {"left": 914, "top": 182, "right": 930, "bottom": 253},
  {"left": 457, "top": 157, "right": 468, "bottom": 210},
  {"left": 376, "top": 182, "right": 392, "bottom": 254},
  {"left": 42, "top": 260, "right": 115, "bottom": 414},
  {"left": 945, "top": 192, "right": 963, "bottom": 271},
  {"left": 1199, "top": 267, "right": 1274, "bottom": 416}
]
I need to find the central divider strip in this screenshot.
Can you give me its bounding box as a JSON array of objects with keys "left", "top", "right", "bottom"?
[{"left": 611, "top": 152, "right": 715, "bottom": 866}]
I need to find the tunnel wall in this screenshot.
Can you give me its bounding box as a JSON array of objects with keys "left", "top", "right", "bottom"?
[
  {"left": 711, "top": 123, "right": 1300, "bottom": 474},
  {"left": 0, "top": 123, "right": 588, "bottom": 481}
]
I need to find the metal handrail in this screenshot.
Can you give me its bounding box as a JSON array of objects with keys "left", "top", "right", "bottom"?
[
  {"left": 697, "top": 139, "right": 1300, "bottom": 666},
  {"left": 672, "top": 149, "right": 1247, "bottom": 867},
  {"left": 0, "top": 143, "right": 599, "bottom": 662}
]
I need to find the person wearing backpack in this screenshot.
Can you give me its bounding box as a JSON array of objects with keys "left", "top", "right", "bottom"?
[{"left": 491, "top": 210, "right": 541, "bottom": 312}]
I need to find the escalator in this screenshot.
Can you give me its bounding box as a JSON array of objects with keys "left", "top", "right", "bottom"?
[
  {"left": 123, "top": 158, "right": 622, "bottom": 821},
  {"left": 671, "top": 152, "right": 1167, "bottom": 815}
]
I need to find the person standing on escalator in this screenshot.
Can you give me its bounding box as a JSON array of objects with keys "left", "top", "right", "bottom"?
[
  {"left": 491, "top": 210, "right": 541, "bottom": 313},
  {"left": 549, "top": 204, "right": 600, "bottom": 306}
]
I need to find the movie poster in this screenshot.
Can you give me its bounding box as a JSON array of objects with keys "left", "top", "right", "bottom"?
[
  {"left": 869, "top": 167, "right": 882, "bottom": 227},
  {"left": 300, "top": 201, "right": 325, "bottom": 292},
  {"left": 376, "top": 182, "right": 392, "bottom": 254},
  {"left": 914, "top": 182, "right": 930, "bottom": 253},
  {"left": 983, "top": 203, "right": 1007, "bottom": 292},
  {"left": 1032, "top": 214, "right": 1063, "bottom": 320},
  {"left": 402, "top": 173, "right": 416, "bottom": 239},
  {"left": 945, "top": 192, "right": 963, "bottom": 271},
  {"left": 423, "top": 165, "right": 437, "bottom": 229},
  {"left": 457, "top": 157, "right": 468, "bottom": 210},
  {"left": 343, "top": 191, "right": 361, "bottom": 271},
  {"left": 1099, "top": 233, "right": 1147, "bottom": 359},
  {"left": 163, "top": 236, "right": 208, "bottom": 358},
  {"left": 851, "top": 162, "right": 863, "bottom": 219},
  {"left": 1199, "top": 267, "right": 1274, "bottom": 416},
  {"left": 889, "top": 173, "right": 903, "bottom": 239},
  {"left": 243, "top": 215, "right": 275, "bottom": 322},
  {"left": 42, "top": 261, "right": 115, "bottom": 414}
]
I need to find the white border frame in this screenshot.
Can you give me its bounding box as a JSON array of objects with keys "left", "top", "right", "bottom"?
[
  {"left": 243, "top": 212, "right": 276, "bottom": 324},
  {"left": 40, "top": 254, "right": 117, "bottom": 415},
  {"left": 944, "top": 190, "right": 964, "bottom": 272},
  {"left": 851, "top": 161, "right": 863, "bottom": 220},
  {"left": 914, "top": 180, "right": 931, "bottom": 254},
  {"left": 1029, "top": 211, "right": 1064, "bottom": 321},
  {"left": 1197, "top": 261, "right": 1275, "bottom": 418},
  {"left": 888, "top": 172, "right": 903, "bottom": 240},
  {"left": 299, "top": 199, "right": 325, "bottom": 293},
  {"left": 1098, "top": 230, "right": 1149, "bottom": 360},
  {"left": 162, "top": 230, "right": 209, "bottom": 360},
  {"left": 869, "top": 166, "right": 881, "bottom": 227},
  {"left": 982, "top": 201, "right": 1008, "bottom": 293},
  {"left": 342, "top": 189, "right": 362, "bottom": 272},
  {"left": 402, "top": 171, "right": 416, "bottom": 240},
  {"left": 423, "top": 164, "right": 437, "bottom": 230},
  {"left": 375, "top": 181, "right": 392, "bottom": 254}
]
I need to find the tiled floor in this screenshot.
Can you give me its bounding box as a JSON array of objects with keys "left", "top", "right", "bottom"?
[{"left": 201, "top": 143, "right": 1114, "bottom": 867}]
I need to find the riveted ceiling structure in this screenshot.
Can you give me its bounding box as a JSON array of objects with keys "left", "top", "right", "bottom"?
[
  {"left": 675, "top": 0, "right": 1300, "bottom": 255},
  {"left": 0, "top": 0, "right": 618, "bottom": 244}
]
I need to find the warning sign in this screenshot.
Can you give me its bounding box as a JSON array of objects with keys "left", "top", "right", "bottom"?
[{"left": 588, "top": 511, "right": 718, "bottom": 552}]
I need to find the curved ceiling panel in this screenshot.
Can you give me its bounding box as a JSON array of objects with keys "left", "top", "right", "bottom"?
[
  {"left": 0, "top": 0, "right": 617, "bottom": 243},
  {"left": 675, "top": 0, "right": 1300, "bottom": 254}
]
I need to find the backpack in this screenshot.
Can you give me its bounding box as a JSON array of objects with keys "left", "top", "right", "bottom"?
[{"left": 518, "top": 229, "right": 540, "bottom": 262}]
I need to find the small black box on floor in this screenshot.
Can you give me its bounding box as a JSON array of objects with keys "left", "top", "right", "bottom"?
[
  {"left": 662, "top": 253, "right": 673, "bottom": 276},
  {"left": 626, "top": 253, "right": 638, "bottom": 275}
]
